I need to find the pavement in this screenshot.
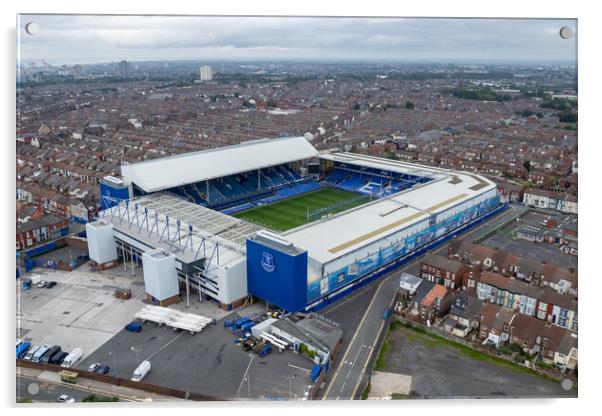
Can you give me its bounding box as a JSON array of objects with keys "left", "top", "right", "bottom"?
[
  {"left": 319, "top": 203, "right": 528, "bottom": 400},
  {"left": 16, "top": 267, "right": 149, "bottom": 355}
]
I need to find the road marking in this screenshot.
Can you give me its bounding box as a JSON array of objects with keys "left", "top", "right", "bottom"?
[
  {"left": 145, "top": 332, "right": 183, "bottom": 362},
  {"left": 288, "top": 363, "right": 310, "bottom": 373},
  {"left": 237, "top": 353, "right": 254, "bottom": 394},
  {"left": 324, "top": 286, "right": 371, "bottom": 313},
  {"left": 322, "top": 274, "right": 389, "bottom": 399}
]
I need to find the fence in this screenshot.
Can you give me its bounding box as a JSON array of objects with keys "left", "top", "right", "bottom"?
[{"left": 17, "top": 359, "right": 224, "bottom": 401}]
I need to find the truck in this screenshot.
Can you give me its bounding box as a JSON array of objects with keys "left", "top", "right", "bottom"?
[
  {"left": 125, "top": 321, "right": 142, "bottom": 333},
  {"left": 16, "top": 341, "right": 31, "bottom": 359},
  {"left": 59, "top": 370, "right": 79, "bottom": 384},
  {"left": 131, "top": 360, "right": 151, "bottom": 382},
  {"left": 61, "top": 348, "right": 83, "bottom": 368}
]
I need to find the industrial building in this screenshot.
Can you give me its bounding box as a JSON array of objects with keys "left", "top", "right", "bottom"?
[{"left": 88, "top": 136, "right": 502, "bottom": 312}]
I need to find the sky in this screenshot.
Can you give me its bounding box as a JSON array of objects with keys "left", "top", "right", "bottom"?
[{"left": 17, "top": 15, "right": 577, "bottom": 66}]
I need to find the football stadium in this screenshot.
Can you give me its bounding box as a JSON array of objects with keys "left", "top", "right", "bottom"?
[{"left": 88, "top": 136, "right": 503, "bottom": 312}]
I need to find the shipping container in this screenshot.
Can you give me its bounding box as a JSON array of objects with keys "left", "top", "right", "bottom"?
[{"left": 125, "top": 321, "right": 142, "bottom": 332}]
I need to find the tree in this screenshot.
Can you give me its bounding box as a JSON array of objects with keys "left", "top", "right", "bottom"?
[
  {"left": 523, "top": 160, "right": 532, "bottom": 173},
  {"left": 405, "top": 101, "right": 415, "bottom": 109}
]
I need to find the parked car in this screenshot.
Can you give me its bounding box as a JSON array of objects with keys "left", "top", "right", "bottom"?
[
  {"left": 23, "top": 345, "right": 41, "bottom": 361},
  {"left": 49, "top": 351, "right": 69, "bottom": 365},
  {"left": 56, "top": 394, "right": 75, "bottom": 403},
  {"left": 97, "top": 365, "right": 110, "bottom": 375},
  {"left": 37, "top": 280, "right": 48, "bottom": 288},
  {"left": 45, "top": 281, "right": 57, "bottom": 289},
  {"left": 40, "top": 345, "right": 61, "bottom": 364},
  {"left": 61, "top": 348, "right": 83, "bottom": 368},
  {"left": 88, "top": 362, "right": 101, "bottom": 372},
  {"left": 32, "top": 345, "right": 51, "bottom": 363}
]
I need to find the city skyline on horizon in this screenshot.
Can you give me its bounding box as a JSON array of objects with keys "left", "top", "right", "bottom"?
[{"left": 18, "top": 15, "right": 577, "bottom": 66}]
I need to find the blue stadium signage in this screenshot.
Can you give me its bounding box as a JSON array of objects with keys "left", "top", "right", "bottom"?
[{"left": 261, "top": 252, "right": 276, "bottom": 273}]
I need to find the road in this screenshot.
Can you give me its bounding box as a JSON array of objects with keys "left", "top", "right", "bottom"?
[
  {"left": 320, "top": 203, "right": 527, "bottom": 400},
  {"left": 17, "top": 374, "right": 94, "bottom": 403}
]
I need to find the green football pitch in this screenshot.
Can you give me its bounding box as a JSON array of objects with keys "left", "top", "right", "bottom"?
[{"left": 233, "top": 188, "right": 370, "bottom": 231}]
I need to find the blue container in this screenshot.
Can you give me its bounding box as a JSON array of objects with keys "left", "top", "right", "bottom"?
[
  {"left": 310, "top": 364, "right": 322, "bottom": 382},
  {"left": 125, "top": 321, "right": 142, "bottom": 332}
]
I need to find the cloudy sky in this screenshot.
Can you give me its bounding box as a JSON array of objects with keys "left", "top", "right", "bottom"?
[{"left": 18, "top": 15, "right": 577, "bottom": 65}]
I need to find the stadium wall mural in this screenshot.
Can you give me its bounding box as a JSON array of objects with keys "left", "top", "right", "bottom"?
[{"left": 306, "top": 194, "right": 501, "bottom": 303}]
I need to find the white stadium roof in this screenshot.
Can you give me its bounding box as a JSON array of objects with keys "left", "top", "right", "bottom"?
[
  {"left": 284, "top": 153, "right": 496, "bottom": 264},
  {"left": 121, "top": 136, "right": 318, "bottom": 193}
]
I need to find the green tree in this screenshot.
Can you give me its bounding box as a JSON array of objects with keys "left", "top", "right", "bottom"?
[
  {"left": 523, "top": 160, "right": 532, "bottom": 172},
  {"left": 405, "top": 101, "right": 415, "bottom": 109}
]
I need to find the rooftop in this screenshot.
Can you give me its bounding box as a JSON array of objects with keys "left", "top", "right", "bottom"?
[{"left": 121, "top": 136, "right": 318, "bottom": 193}]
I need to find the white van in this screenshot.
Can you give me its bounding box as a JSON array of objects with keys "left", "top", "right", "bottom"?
[
  {"left": 60, "top": 348, "right": 83, "bottom": 368},
  {"left": 32, "top": 345, "right": 51, "bottom": 363},
  {"left": 131, "top": 360, "right": 151, "bottom": 382}
]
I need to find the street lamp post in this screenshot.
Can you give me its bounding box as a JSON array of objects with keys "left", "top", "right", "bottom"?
[
  {"left": 131, "top": 346, "right": 142, "bottom": 366},
  {"left": 285, "top": 373, "right": 296, "bottom": 399},
  {"left": 108, "top": 351, "right": 116, "bottom": 378}
]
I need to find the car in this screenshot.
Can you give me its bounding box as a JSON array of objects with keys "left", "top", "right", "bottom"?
[
  {"left": 50, "top": 351, "right": 69, "bottom": 365},
  {"left": 23, "top": 345, "right": 41, "bottom": 361},
  {"left": 56, "top": 394, "right": 75, "bottom": 403},
  {"left": 37, "top": 280, "right": 48, "bottom": 288},
  {"left": 45, "top": 281, "right": 57, "bottom": 289},
  {"left": 96, "top": 365, "right": 110, "bottom": 375},
  {"left": 87, "top": 362, "right": 101, "bottom": 372},
  {"left": 41, "top": 345, "right": 61, "bottom": 364}
]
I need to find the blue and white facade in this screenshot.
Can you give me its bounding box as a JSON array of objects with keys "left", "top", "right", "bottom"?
[{"left": 245, "top": 153, "right": 501, "bottom": 312}]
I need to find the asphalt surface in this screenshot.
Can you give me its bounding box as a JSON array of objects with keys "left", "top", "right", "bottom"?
[
  {"left": 17, "top": 374, "right": 93, "bottom": 403},
  {"left": 385, "top": 325, "right": 576, "bottom": 399},
  {"left": 79, "top": 315, "right": 313, "bottom": 400},
  {"left": 320, "top": 203, "right": 528, "bottom": 400}
]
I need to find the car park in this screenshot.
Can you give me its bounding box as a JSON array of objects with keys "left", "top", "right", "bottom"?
[
  {"left": 56, "top": 394, "right": 75, "bottom": 403},
  {"left": 88, "top": 362, "right": 101, "bottom": 372}
]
